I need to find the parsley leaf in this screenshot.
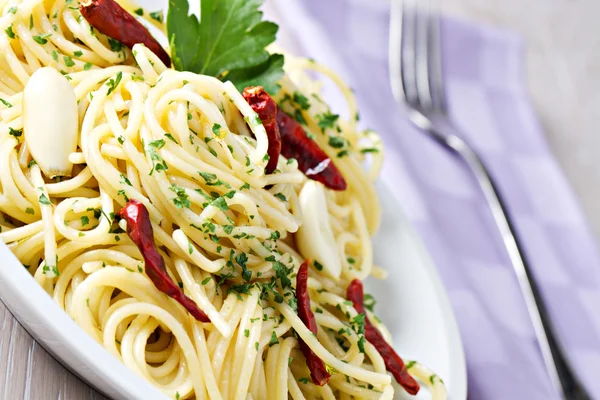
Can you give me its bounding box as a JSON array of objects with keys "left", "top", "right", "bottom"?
[
  {"left": 167, "top": 0, "right": 284, "bottom": 93},
  {"left": 225, "top": 53, "right": 284, "bottom": 94}
]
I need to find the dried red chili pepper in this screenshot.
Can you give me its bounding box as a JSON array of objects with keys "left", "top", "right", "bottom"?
[
  {"left": 296, "top": 260, "right": 331, "bottom": 386},
  {"left": 118, "top": 199, "right": 210, "bottom": 322},
  {"left": 276, "top": 110, "right": 346, "bottom": 191},
  {"left": 242, "top": 86, "right": 346, "bottom": 190},
  {"left": 242, "top": 86, "right": 281, "bottom": 174},
  {"left": 80, "top": 0, "right": 171, "bottom": 67},
  {"left": 346, "top": 279, "right": 420, "bottom": 395}
]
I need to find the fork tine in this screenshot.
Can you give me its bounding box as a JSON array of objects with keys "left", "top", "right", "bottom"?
[
  {"left": 426, "top": 4, "right": 448, "bottom": 113},
  {"left": 415, "top": 0, "right": 433, "bottom": 110},
  {"left": 399, "top": 0, "right": 419, "bottom": 108}
]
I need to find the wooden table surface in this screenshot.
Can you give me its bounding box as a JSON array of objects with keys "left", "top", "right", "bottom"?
[{"left": 2, "top": 0, "right": 599, "bottom": 399}]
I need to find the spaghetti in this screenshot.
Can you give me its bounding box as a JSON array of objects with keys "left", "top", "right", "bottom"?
[{"left": 0, "top": 0, "right": 447, "bottom": 398}]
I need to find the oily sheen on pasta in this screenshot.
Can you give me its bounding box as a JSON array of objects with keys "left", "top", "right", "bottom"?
[{"left": 0, "top": 0, "right": 446, "bottom": 399}]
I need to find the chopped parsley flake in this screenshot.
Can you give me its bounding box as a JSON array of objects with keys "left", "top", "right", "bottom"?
[
  {"left": 169, "top": 184, "right": 191, "bottom": 209},
  {"left": 108, "top": 37, "right": 124, "bottom": 52},
  {"left": 293, "top": 91, "right": 310, "bottom": 110},
  {"left": 8, "top": 127, "right": 22, "bottom": 138},
  {"left": 149, "top": 139, "right": 166, "bottom": 149},
  {"left": 81, "top": 216, "right": 89, "bottom": 226},
  {"left": 5, "top": 25, "right": 15, "bottom": 39},
  {"left": 317, "top": 112, "right": 339, "bottom": 132},
  {"left": 164, "top": 133, "right": 178, "bottom": 144},
  {"left": 63, "top": 55, "right": 75, "bottom": 67},
  {"left": 33, "top": 33, "right": 52, "bottom": 45},
  {"left": 120, "top": 174, "right": 132, "bottom": 186},
  {"left": 361, "top": 147, "right": 379, "bottom": 154},
  {"left": 350, "top": 313, "right": 366, "bottom": 336},
  {"left": 0, "top": 98, "right": 13, "bottom": 108},
  {"left": 38, "top": 193, "right": 51, "bottom": 205},
  {"left": 328, "top": 136, "right": 345, "bottom": 149},
  {"left": 149, "top": 10, "right": 163, "bottom": 23},
  {"left": 25, "top": 208, "right": 35, "bottom": 215},
  {"left": 211, "top": 196, "right": 228, "bottom": 211},
  {"left": 357, "top": 336, "right": 366, "bottom": 353},
  {"left": 106, "top": 71, "right": 123, "bottom": 96},
  {"left": 212, "top": 123, "right": 221, "bottom": 136},
  {"left": 269, "top": 331, "right": 279, "bottom": 347},
  {"left": 273, "top": 261, "right": 293, "bottom": 289},
  {"left": 314, "top": 261, "right": 323, "bottom": 271},
  {"left": 364, "top": 294, "right": 376, "bottom": 312},
  {"left": 274, "top": 193, "right": 287, "bottom": 202}
]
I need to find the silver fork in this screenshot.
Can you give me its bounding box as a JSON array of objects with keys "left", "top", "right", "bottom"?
[{"left": 389, "top": 1, "right": 590, "bottom": 399}]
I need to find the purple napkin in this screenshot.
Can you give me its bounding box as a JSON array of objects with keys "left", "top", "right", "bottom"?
[{"left": 271, "top": 1, "right": 600, "bottom": 399}]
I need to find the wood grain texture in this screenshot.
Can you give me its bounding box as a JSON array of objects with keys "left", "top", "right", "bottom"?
[
  {"left": 0, "top": 302, "right": 108, "bottom": 400},
  {"left": 1, "top": 1, "right": 598, "bottom": 399}
]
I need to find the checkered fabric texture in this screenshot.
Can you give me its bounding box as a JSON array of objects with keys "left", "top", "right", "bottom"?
[{"left": 274, "top": 0, "right": 600, "bottom": 398}]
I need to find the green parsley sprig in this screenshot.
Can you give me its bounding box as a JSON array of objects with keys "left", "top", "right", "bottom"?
[{"left": 167, "top": 0, "right": 284, "bottom": 94}]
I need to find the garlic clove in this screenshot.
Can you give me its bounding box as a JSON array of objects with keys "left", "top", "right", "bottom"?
[
  {"left": 296, "top": 180, "right": 342, "bottom": 279},
  {"left": 23, "top": 67, "right": 78, "bottom": 178}
]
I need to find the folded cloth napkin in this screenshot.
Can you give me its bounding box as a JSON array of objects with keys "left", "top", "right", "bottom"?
[{"left": 269, "top": 0, "right": 600, "bottom": 399}]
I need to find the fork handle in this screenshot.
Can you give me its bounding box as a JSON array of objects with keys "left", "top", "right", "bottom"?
[{"left": 431, "top": 127, "right": 590, "bottom": 400}]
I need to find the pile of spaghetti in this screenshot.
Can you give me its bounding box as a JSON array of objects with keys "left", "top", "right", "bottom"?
[{"left": 0, "top": 0, "right": 446, "bottom": 398}]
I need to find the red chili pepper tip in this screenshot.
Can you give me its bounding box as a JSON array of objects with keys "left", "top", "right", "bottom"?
[
  {"left": 242, "top": 86, "right": 281, "bottom": 174},
  {"left": 118, "top": 200, "right": 210, "bottom": 322},
  {"left": 347, "top": 279, "right": 420, "bottom": 395},
  {"left": 80, "top": 0, "right": 171, "bottom": 67},
  {"left": 296, "top": 260, "right": 331, "bottom": 386}
]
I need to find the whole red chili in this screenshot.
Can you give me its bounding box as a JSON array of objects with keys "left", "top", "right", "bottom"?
[
  {"left": 118, "top": 199, "right": 209, "bottom": 322},
  {"left": 242, "top": 86, "right": 281, "bottom": 174},
  {"left": 296, "top": 260, "right": 331, "bottom": 386},
  {"left": 80, "top": 0, "right": 171, "bottom": 67},
  {"left": 242, "top": 86, "right": 346, "bottom": 190},
  {"left": 346, "top": 279, "right": 420, "bottom": 395},
  {"left": 276, "top": 110, "right": 346, "bottom": 191}
]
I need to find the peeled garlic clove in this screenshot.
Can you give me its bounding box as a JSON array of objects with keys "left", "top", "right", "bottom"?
[
  {"left": 297, "top": 180, "right": 342, "bottom": 279},
  {"left": 23, "top": 67, "right": 78, "bottom": 178}
]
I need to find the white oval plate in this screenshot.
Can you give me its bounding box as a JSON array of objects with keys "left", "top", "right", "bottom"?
[
  {"left": 0, "top": 0, "right": 465, "bottom": 397},
  {"left": 0, "top": 180, "right": 466, "bottom": 400}
]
